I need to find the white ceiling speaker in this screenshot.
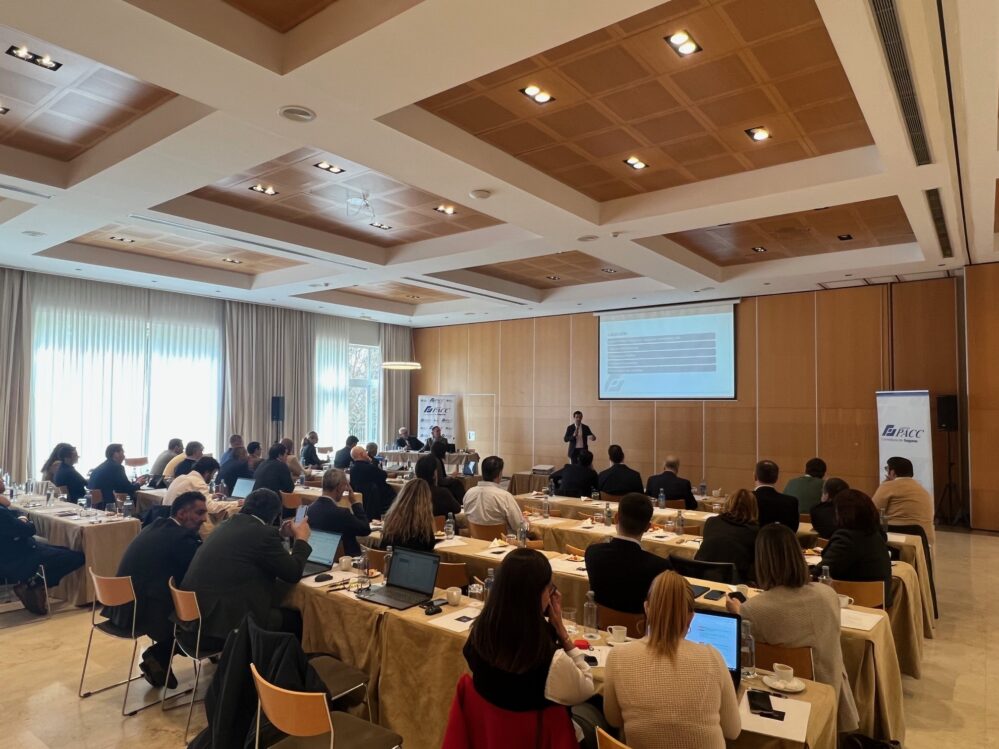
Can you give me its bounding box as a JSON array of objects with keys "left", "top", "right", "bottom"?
[
  {"left": 469, "top": 189, "right": 492, "bottom": 200},
  {"left": 278, "top": 105, "right": 317, "bottom": 122}
]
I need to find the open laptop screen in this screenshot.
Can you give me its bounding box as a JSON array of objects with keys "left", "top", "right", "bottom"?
[
  {"left": 231, "top": 477, "right": 255, "bottom": 499},
  {"left": 307, "top": 531, "right": 342, "bottom": 566},
  {"left": 685, "top": 609, "right": 741, "bottom": 688},
  {"left": 386, "top": 547, "right": 440, "bottom": 596}
]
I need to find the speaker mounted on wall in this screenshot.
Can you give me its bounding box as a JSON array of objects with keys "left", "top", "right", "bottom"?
[
  {"left": 936, "top": 394, "right": 958, "bottom": 431},
  {"left": 271, "top": 395, "right": 285, "bottom": 423}
]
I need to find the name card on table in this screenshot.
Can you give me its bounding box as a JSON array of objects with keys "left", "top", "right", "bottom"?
[
  {"left": 886, "top": 532, "right": 908, "bottom": 544},
  {"left": 738, "top": 691, "right": 810, "bottom": 742},
  {"left": 840, "top": 608, "right": 882, "bottom": 631},
  {"left": 433, "top": 538, "right": 468, "bottom": 549}
]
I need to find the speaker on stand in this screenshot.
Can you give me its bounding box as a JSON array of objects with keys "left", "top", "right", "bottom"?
[
  {"left": 934, "top": 394, "right": 965, "bottom": 526},
  {"left": 271, "top": 396, "right": 285, "bottom": 445}
]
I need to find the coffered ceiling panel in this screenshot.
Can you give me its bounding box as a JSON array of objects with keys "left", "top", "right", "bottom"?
[
  {"left": 299, "top": 281, "right": 463, "bottom": 305},
  {"left": 467, "top": 250, "right": 637, "bottom": 289},
  {"left": 417, "top": 0, "right": 873, "bottom": 201},
  {"left": 221, "top": 0, "right": 340, "bottom": 32},
  {"left": 0, "top": 25, "right": 174, "bottom": 161},
  {"left": 189, "top": 147, "right": 502, "bottom": 248},
  {"left": 666, "top": 196, "right": 915, "bottom": 266},
  {"left": 74, "top": 223, "right": 301, "bottom": 275}
]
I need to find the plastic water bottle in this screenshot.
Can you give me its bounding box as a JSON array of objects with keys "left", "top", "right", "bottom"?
[
  {"left": 218, "top": 480, "right": 227, "bottom": 498},
  {"left": 77, "top": 495, "right": 88, "bottom": 516},
  {"left": 541, "top": 494, "right": 550, "bottom": 519},
  {"left": 209, "top": 479, "right": 216, "bottom": 494},
  {"left": 676, "top": 510, "right": 685, "bottom": 534},
  {"left": 548, "top": 479, "right": 555, "bottom": 497},
  {"left": 818, "top": 565, "right": 833, "bottom": 587},
  {"left": 357, "top": 549, "right": 371, "bottom": 590},
  {"left": 741, "top": 620, "right": 756, "bottom": 678},
  {"left": 122, "top": 498, "right": 134, "bottom": 518},
  {"left": 25, "top": 478, "right": 33, "bottom": 495},
  {"left": 484, "top": 568, "right": 495, "bottom": 601},
  {"left": 604, "top": 501, "right": 612, "bottom": 526},
  {"left": 444, "top": 512, "right": 455, "bottom": 540},
  {"left": 45, "top": 488, "right": 53, "bottom": 507},
  {"left": 384, "top": 545, "right": 394, "bottom": 580},
  {"left": 517, "top": 521, "right": 528, "bottom": 547},
  {"left": 658, "top": 488, "right": 666, "bottom": 509},
  {"left": 298, "top": 473, "right": 305, "bottom": 486},
  {"left": 879, "top": 507, "right": 888, "bottom": 530},
  {"left": 698, "top": 480, "right": 707, "bottom": 496},
  {"left": 584, "top": 591, "right": 598, "bottom": 639}
]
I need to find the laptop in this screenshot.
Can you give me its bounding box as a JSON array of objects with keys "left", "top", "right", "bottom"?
[
  {"left": 302, "top": 530, "right": 343, "bottom": 576},
  {"left": 356, "top": 547, "right": 440, "bottom": 610},
  {"left": 230, "top": 477, "right": 255, "bottom": 499},
  {"left": 685, "top": 609, "right": 742, "bottom": 689}
]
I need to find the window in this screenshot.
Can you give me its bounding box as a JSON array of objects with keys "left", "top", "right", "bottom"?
[{"left": 348, "top": 344, "right": 381, "bottom": 443}]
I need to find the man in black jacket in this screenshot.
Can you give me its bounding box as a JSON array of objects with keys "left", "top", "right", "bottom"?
[
  {"left": 88, "top": 443, "right": 147, "bottom": 508},
  {"left": 305, "top": 468, "right": 371, "bottom": 558},
  {"left": 173, "top": 441, "right": 205, "bottom": 479},
  {"left": 348, "top": 445, "right": 396, "bottom": 519},
  {"left": 810, "top": 477, "right": 849, "bottom": 539},
  {"left": 551, "top": 449, "right": 599, "bottom": 498},
  {"left": 645, "top": 455, "right": 696, "bottom": 509},
  {"left": 753, "top": 459, "right": 799, "bottom": 531},
  {"left": 104, "top": 491, "right": 207, "bottom": 687},
  {"left": 563, "top": 410, "right": 596, "bottom": 463},
  {"left": 395, "top": 427, "right": 424, "bottom": 451},
  {"left": 182, "top": 489, "right": 312, "bottom": 640},
  {"left": 597, "top": 445, "right": 644, "bottom": 495},
  {"left": 253, "top": 443, "right": 295, "bottom": 495},
  {"left": 584, "top": 493, "right": 671, "bottom": 614},
  {"left": 332, "top": 436, "right": 358, "bottom": 469}
]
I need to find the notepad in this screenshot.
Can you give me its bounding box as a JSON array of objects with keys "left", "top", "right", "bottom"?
[
  {"left": 549, "top": 558, "right": 589, "bottom": 577},
  {"left": 739, "top": 691, "right": 810, "bottom": 742},
  {"left": 840, "top": 608, "right": 882, "bottom": 631},
  {"left": 433, "top": 538, "right": 467, "bottom": 549},
  {"left": 427, "top": 606, "right": 482, "bottom": 633}
]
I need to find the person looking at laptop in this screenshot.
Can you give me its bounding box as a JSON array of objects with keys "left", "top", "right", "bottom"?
[
  {"left": 604, "top": 571, "right": 741, "bottom": 748},
  {"left": 304, "top": 468, "right": 370, "bottom": 558},
  {"left": 376, "top": 478, "right": 437, "bottom": 553}
]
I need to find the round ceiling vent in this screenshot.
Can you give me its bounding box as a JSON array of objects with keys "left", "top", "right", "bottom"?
[
  {"left": 577, "top": 234, "right": 599, "bottom": 242},
  {"left": 279, "top": 105, "right": 317, "bottom": 122}
]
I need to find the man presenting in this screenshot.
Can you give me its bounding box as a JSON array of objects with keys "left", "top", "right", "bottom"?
[{"left": 563, "top": 410, "right": 595, "bottom": 463}]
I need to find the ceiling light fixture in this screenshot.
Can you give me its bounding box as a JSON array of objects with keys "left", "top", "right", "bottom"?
[
  {"left": 751, "top": 246, "right": 767, "bottom": 253},
  {"left": 314, "top": 161, "right": 344, "bottom": 174},
  {"left": 746, "top": 126, "right": 771, "bottom": 142},
  {"left": 405, "top": 294, "right": 422, "bottom": 300},
  {"left": 837, "top": 234, "right": 853, "bottom": 241},
  {"left": 370, "top": 222, "right": 392, "bottom": 230},
  {"left": 520, "top": 85, "right": 555, "bottom": 104},
  {"left": 109, "top": 235, "right": 135, "bottom": 243},
  {"left": 434, "top": 204, "right": 456, "bottom": 215},
  {"left": 665, "top": 31, "right": 701, "bottom": 56},
  {"left": 382, "top": 361, "right": 422, "bottom": 370},
  {"left": 278, "top": 105, "right": 316, "bottom": 122},
  {"left": 6, "top": 45, "right": 62, "bottom": 70},
  {"left": 624, "top": 155, "right": 648, "bottom": 170},
  {"left": 249, "top": 183, "right": 278, "bottom": 196},
  {"left": 221, "top": 257, "right": 242, "bottom": 264},
  {"left": 545, "top": 275, "right": 561, "bottom": 281},
  {"left": 0, "top": 105, "right": 8, "bottom": 116},
  {"left": 601, "top": 268, "right": 618, "bottom": 274}
]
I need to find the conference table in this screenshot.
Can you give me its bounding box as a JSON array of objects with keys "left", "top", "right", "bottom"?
[
  {"left": 9, "top": 495, "right": 139, "bottom": 605},
  {"left": 380, "top": 449, "right": 480, "bottom": 470}
]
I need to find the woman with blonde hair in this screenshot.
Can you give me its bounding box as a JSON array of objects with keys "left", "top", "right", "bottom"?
[
  {"left": 378, "top": 477, "right": 436, "bottom": 553},
  {"left": 604, "top": 571, "right": 740, "bottom": 748},
  {"left": 695, "top": 488, "right": 759, "bottom": 583}
]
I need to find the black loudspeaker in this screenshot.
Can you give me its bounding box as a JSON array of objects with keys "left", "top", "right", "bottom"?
[
  {"left": 937, "top": 395, "right": 958, "bottom": 431},
  {"left": 271, "top": 396, "right": 285, "bottom": 423}
]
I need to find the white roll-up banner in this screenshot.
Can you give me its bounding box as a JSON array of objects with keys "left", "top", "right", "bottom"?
[
  {"left": 875, "top": 390, "right": 934, "bottom": 496},
  {"left": 417, "top": 394, "right": 457, "bottom": 444}
]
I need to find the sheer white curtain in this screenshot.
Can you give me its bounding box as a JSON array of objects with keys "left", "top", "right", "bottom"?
[
  {"left": 379, "top": 323, "right": 412, "bottom": 448},
  {"left": 314, "top": 315, "right": 350, "bottom": 447}
]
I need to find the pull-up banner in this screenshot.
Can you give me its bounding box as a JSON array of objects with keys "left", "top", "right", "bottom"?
[
  {"left": 875, "top": 390, "right": 934, "bottom": 497},
  {"left": 417, "top": 394, "right": 457, "bottom": 444}
]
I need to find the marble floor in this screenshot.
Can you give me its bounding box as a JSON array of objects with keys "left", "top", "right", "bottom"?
[{"left": 0, "top": 528, "right": 993, "bottom": 748}]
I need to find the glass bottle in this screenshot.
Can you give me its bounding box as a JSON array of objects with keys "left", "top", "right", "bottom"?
[
  {"left": 484, "top": 568, "right": 496, "bottom": 601},
  {"left": 444, "top": 512, "right": 455, "bottom": 540},
  {"left": 604, "top": 501, "right": 612, "bottom": 526},
  {"left": 741, "top": 620, "right": 756, "bottom": 678},
  {"left": 818, "top": 565, "right": 833, "bottom": 587},
  {"left": 676, "top": 509, "right": 685, "bottom": 534},
  {"left": 384, "top": 545, "right": 394, "bottom": 580},
  {"left": 583, "top": 590, "right": 598, "bottom": 639},
  {"left": 658, "top": 488, "right": 666, "bottom": 509}
]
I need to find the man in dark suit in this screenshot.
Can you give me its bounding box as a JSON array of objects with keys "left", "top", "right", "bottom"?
[
  {"left": 219, "top": 434, "right": 243, "bottom": 466},
  {"left": 551, "top": 449, "right": 599, "bottom": 498},
  {"left": 332, "top": 436, "right": 358, "bottom": 469},
  {"left": 395, "top": 427, "right": 424, "bottom": 451},
  {"left": 349, "top": 444, "right": 397, "bottom": 519},
  {"left": 563, "top": 410, "right": 595, "bottom": 463},
  {"left": 253, "top": 442, "right": 295, "bottom": 495},
  {"left": 810, "top": 477, "right": 849, "bottom": 539},
  {"left": 645, "top": 455, "right": 696, "bottom": 509},
  {"left": 753, "top": 459, "right": 799, "bottom": 531},
  {"left": 597, "top": 445, "right": 644, "bottom": 495},
  {"left": 103, "top": 491, "right": 207, "bottom": 687},
  {"left": 305, "top": 469, "right": 371, "bottom": 558},
  {"left": 182, "top": 489, "right": 311, "bottom": 640},
  {"left": 585, "top": 493, "right": 671, "bottom": 614},
  {"left": 173, "top": 441, "right": 204, "bottom": 479},
  {"left": 88, "top": 443, "right": 147, "bottom": 508}
]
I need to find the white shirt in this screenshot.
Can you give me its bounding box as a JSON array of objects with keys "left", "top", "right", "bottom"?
[
  {"left": 462, "top": 481, "right": 523, "bottom": 533},
  {"left": 164, "top": 471, "right": 210, "bottom": 506},
  {"left": 544, "top": 647, "right": 595, "bottom": 705}
]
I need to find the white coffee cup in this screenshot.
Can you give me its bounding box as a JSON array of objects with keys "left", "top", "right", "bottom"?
[
  {"left": 773, "top": 662, "right": 794, "bottom": 685},
  {"left": 339, "top": 556, "right": 353, "bottom": 571},
  {"left": 838, "top": 594, "right": 854, "bottom": 609},
  {"left": 446, "top": 586, "right": 462, "bottom": 606},
  {"left": 608, "top": 625, "right": 628, "bottom": 643}
]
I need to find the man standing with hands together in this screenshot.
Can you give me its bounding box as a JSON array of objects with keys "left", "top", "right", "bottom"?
[{"left": 564, "top": 410, "right": 596, "bottom": 464}]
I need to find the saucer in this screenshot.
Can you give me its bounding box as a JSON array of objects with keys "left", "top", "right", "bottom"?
[
  {"left": 605, "top": 637, "right": 635, "bottom": 646},
  {"left": 762, "top": 675, "right": 806, "bottom": 693}
]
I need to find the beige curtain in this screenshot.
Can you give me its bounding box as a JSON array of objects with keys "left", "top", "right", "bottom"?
[
  {"left": 379, "top": 323, "right": 412, "bottom": 448},
  {"left": 0, "top": 268, "right": 32, "bottom": 481},
  {"left": 223, "top": 301, "right": 315, "bottom": 450}
]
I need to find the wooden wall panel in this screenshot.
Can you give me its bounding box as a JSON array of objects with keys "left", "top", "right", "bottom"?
[
  {"left": 498, "top": 319, "right": 535, "bottom": 473},
  {"left": 569, "top": 313, "right": 601, "bottom": 408},
  {"left": 467, "top": 322, "right": 500, "bottom": 395},
  {"left": 438, "top": 325, "right": 469, "bottom": 395},
  {"left": 966, "top": 265, "right": 999, "bottom": 530},
  {"left": 411, "top": 328, "right": 440, "bottom": 426},
  {"left": 609, "top": 401, "right": 656, "bottom": 480},
  {"left": 463, "top": 393, "right": 497, "bottom": 460},
  {"left": 654, "top": 402, "right": 704, "bottom": 488}
]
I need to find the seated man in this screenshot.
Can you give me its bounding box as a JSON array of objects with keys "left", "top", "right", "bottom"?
[
  {"left": 88, "top": 443, "right": 147, "bottom": 508},
  {"left": 551, "top": 449, "right": 599, "bottom": 498},
  {"left": 165, "top": 441, "right": 204, "bottom": 480},
  {"left": 305, "top": 468, "right": 371, "bottom": 558},
  {"left": 53, "top": 444, "right": 88, "bottom": 502},
  {"left": 219, "top": 434, "right": 243, "bottom": 466},
  {"left": 783, "top": 458, "right": 827, "bottom": 514},
  {"left": 182, "top": 489, "right": 311, "bottom": 640},
  {"left": 253, "top": 443, "right": 295, "bottom": 495},
  {"left": 218, "top": 446, "right": 254, "bottom": 494},
  {"left": 645, "top": 455, "right": 696, "bottom": 510},
  {"left": 597, "top": 445, "right": 644, "bottom": 495},
  {"left": 426, "top": 425, "right": 449, "bottom": 451},
  {"left": 871, "top": 456, "right": 935, "bottom": 545},
  {"left": 395, "top": 427, "right": 424, "bottom": 452},
  {"left": 811, "top": 477, "right": 849, "bottom": 539},
  {"left": 332, "top": 436, "right": 359, "bottom": 469},
  {"left": 415, "top": 455, "right": 461, "bottom": 517},
  {"left": 0, "top": 486, "right": 84, "bottom": 614},
  {"left": 753, "top": 459, "right": 799, "bottom": 531},
  {"left": 150, "top": 438, "right": 183, "bottom": 478},
  {"left": 246, "top": 441, "right": 263, "bottom": 471},
  {"left": 165, "top": 457, "right": 239, "bottom": 533},
  {"left": 348, "top": 444, "right": 396, "bottom": 520},
  {"left": 584, "top": 493, "right": 671, "bottom": 614},
  {"left": 103, "top": 491, "right": 207, "bottom": 687},
  {"left": 462, "top": 456, "right": 525, "bottom": 535}
]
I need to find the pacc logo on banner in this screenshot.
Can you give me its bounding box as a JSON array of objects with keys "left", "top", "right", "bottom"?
[
  {"left": 417, "top": 394, "right": 458, "bottom": 443},
  {"left": 875, "top": 391, "right": 934, "bottom": 497},
  {"left": 881, "top": 424, "right": 926, "bottom": 442}
]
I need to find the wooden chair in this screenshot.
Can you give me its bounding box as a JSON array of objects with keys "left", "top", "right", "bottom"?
[
  {"left": 249, "top": 663, "right": 402, "bottom": 749},
  {"left": 683, "top": 524, "right": 703, "bottom": 537},
  {"left": 89, "top": 488, "right": 104, "bottom": 509},
  {"left": 365, "top": 547, "right": 387, "bottom": 573},
  {"left": 468, "top": 521, "right": 506, "bottom": 541},
  {"left": 599, "top": 492, "right": 625, "bottom": 504},
  {"left": 662, "top": 499, "right": 687, "bottom": 510},
  {"left": 755, "top": 643, "right": 815, "bottom": 680},
  {"left": 79, "top": 569, "right": 155, "bottom": 716},
  {"left": 433, "top": 515, "right": 447, "bottom": 533},
  {"left": 597, "top": 726, "right": 631, "bottom": 748},
  {"left": 597, "top": 604, "right": 646, "bottom": 639},
  {"left": 280, "top": 491, "right": 302, "bottom": 511},
  {"left": 668, "top": 555, "right": 736, "bottom": 584},
  {"left": 831, "top": 579, "right": 885, "bottom": 609},
  {"left": 566, "top": 544, "right": 586, "bottom": 557},
  {"left": 799, "top": 513, "right": 812, "bottom": 524},
  {"left": 436, "top": 562, "right": 469, "bottom": 589}
]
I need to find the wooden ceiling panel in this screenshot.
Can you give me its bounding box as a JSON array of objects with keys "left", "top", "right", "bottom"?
[
  {"left": 313, "top": 281, "right": 462, "bottom": 305},
  {"left": 188, "top": 147, "right": 502, "bottom": 248},
  {"left": 0, "top": 26, "right": 175, "bottom": 161},
  {"left": 222, "top": 0, "right": 339, "bottom": 32},
  {"left": 468, "top": 250, "right": 638, "bottom": 289},
  {"left": 666, "top": 197, "right": 915, "bottom": 266},
  {"left": 416, "top": 0, "right": 874, "bottom": 201}
]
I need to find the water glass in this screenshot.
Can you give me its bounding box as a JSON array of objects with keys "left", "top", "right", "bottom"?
[
  {"left": 665, "top": 518, "right": 676, "bottom": 534},
  {"left": 468, "top": 583, "right": 484, "bottom": 606},
  {"left": 505, "top": 533, "right": 517, "bottom": 546},
  {"left": 562, "top": 608, "right": 578, "bottom": 636},
  {"left": 593, "top": 512, "right": 604, "bottom": 525}
]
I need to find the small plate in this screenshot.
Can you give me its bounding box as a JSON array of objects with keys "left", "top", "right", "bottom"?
[
  {"left": 605, "top": 636, "right": 636, "bottom": 646},
  {"left": 762, "top": 675, "right": 806, "bottom": 693}
]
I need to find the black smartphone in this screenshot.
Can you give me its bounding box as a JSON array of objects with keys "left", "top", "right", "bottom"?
[
  {"left": 747, "top": 690, "right": 774, "bottom": 714},
  {"left": 703, "top": 589, "right": 725, "bottom": 601},
  {"left": 583, "top": 654, "right": 598, "bottom": 666},
  {"left": 728, "top": 591, "right": 747, "bottom": 603}
]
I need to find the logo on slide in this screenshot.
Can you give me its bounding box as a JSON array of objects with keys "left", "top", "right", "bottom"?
[{"left": 881, "top": 424, "right": 925, "bottom": 443}]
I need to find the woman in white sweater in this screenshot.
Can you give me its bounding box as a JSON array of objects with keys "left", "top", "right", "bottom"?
[
  {"left": 604, "top": 571, "right": 740, "bottom": 749},
  {"left": 726, "top": 523, "right": 860, "bottom": 731}
]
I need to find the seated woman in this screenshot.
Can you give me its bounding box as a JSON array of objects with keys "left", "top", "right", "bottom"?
[
  {"left": 695, "top": 488, "right": 759, "bottom": 583},
  {"left": 305, "top": 468, "right": 371, "bottom": 558},
  {"left": 820, "top": 489, "right": 893, "bottom": 607},
  {"left": 377, "top": 478, "right": 437, "bottom": 553},
  {"left": 53, "top": 444, "right": 88, "bottom": 502},
  {"left": 40, "top": 442, "right": 71, "bottom": 484},
  {"left": 464, "top": 548, "right": 594, "bottom": 720},
  {"left": 431, "top": 440, "right": 465, "bottom": 503},
  {"left": 727, "top": 523, "right": 859, "bottom": 732},
  {"left": 300, "top": 431, "right": 321, "bottom": 469},
  {"left": 604, "top": 571, "right": 740, "bottom": 749}
]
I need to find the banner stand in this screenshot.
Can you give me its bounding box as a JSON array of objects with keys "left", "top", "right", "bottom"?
[
  {"left": 875, "top": 390, "right": 934, "bottom": 497},
  {"left": 417, "top": 394, "right": 458, "bottom": 445}
]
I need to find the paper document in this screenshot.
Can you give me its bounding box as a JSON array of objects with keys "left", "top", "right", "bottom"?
[
  {"left": 427, "top": 606, "right": 482, "bottom": 633},
  {"left": 840, "top": 608, "right": 882, "bottom": 631},
  {"left": 886, "top": 532, "right": 908, "bottom": 544},
  {"left": 549, "top": 558, "right": 589, "bottom": 577},
  {"left": 476, "top": 545, "right": 515, "bottom": 559},
  {"left": 739, "top": 691, "right": 810, "bottom": 742},
  {"left": 433, "top": 539, "right": 467, "bottom": 549}
]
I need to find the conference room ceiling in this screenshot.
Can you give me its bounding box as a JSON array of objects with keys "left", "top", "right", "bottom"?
[{"left": 0, "top": 0, "right": 990, "bottom": 327}]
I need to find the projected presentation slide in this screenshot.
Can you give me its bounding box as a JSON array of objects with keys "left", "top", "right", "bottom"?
[{"left": 598, "top": 304, "right": 736, "bottom": 399}]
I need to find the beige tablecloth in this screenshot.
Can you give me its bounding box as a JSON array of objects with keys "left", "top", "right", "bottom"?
[
  {"left": 888, "top": 562, "right": 923, "bottom": 678},
  {"left": 508, "top": 472, "right": 552, "bottom": 495}
]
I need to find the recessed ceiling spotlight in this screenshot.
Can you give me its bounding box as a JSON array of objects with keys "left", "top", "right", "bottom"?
[
  {"left": 314, "top": 161, "right": 344, "bottom": 174},
  {"left": 434, "top": 204, "right": 457, "bottom": 215},
  {"left": 665, "top": 31, "right": 701, "bottom": 56},
  {"left": 746, "top": 126, "right": 771, "bottom": 142},
  {"left": 624, "top": 155, "right": 648, "bottom": 170},
  {"left": 405, "top": 294, "right": 422, "bottom": 300},
  {"left": 278, "top": 105, "right": 316, "bottom": 122},
  {"left": 370, "top": 222, "right": 392, "bottom": 230},
  {"left": 0, "top": 105, "right": 8, "bottom": 116},
  {"left": 545, "top": 275, "right": 561, "bottom": 281},
  {"left": 837, "top": 234, "right": 853, "bottom": 241},
  {"left": 221, "top": 257, "right": 242, "bottom": 264},
  {"left": 751, "top": 246, "right": 767, "bottom": 253},
  {"left": 6, "top": 45, "right": 62, "bottom": 71},
  {"left": 520, "top": 85, "right": 555, "bottom": 104},
  {"left": 601, "top": 268, "right": 618, "bottom": 274},
  {"left": 249, "top": 183, "right": 278, "bottom": 196},
  {"left": 109, "top": 235, "right": 135, "bottom": 243}
]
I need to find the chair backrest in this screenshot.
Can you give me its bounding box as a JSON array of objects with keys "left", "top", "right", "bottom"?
[
  {"left": 597, "top": 727, "right": 631, "bottom": 749},
  {"left": 813, "top": 537, "right": 828, "bottom": 550},
  {"left": 365, "top": 546, "right": 387, "bottom": 573},
  {"left": 89, "top": 568, "right": 136, "bottom": 607},
  {"left": 566, "top": 544, "right": 586, "bottom": 557},
  {"left": 167, "top": 576, "right": 201, "bottom": 623},
  {"left": 596, "top": 604, "right": 646, "bottom": 639},
  {"left": 249, "top": 663, "right": 332, "bottom": 738},
  {"left": 668, "top": 555, "right": 736, "bottom": 584},
  {"left": 599, "top": 492, "right": 625, "bottom": 504},
  {"left": 662, "top": 499, "right": 686, "bottom": 510},
  {"left": 434, "top": 515, "right": 447, "bottom": 533},
  {"left": 831, "top": 579, "right": 885, "bottom": 609},
  {"left": 57, "top": 485, "right": 68, "bottom": 495},
  {"left": 755, "top": 642, "right": 815, "bottom": 680},
  {"left": 683, "top": 524, "right": 703, "bottom": 537},
  {"left": 89, "top": 488, "right": 104, "bottom": 504},
  {"left": 436, "top": 562, "right": 469, "bottom": 589},
  {"left": 799, "top": 513, "right": 811, "bottom": 524},
  {"left": 468, "top": 521, "right": 506, "bottom": 541},
  {"left": 124, "top": 457, "right": 148, "bottom": 467},
  {"left": 280, "top": 491, "right": 302, "bottom": 510}
]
